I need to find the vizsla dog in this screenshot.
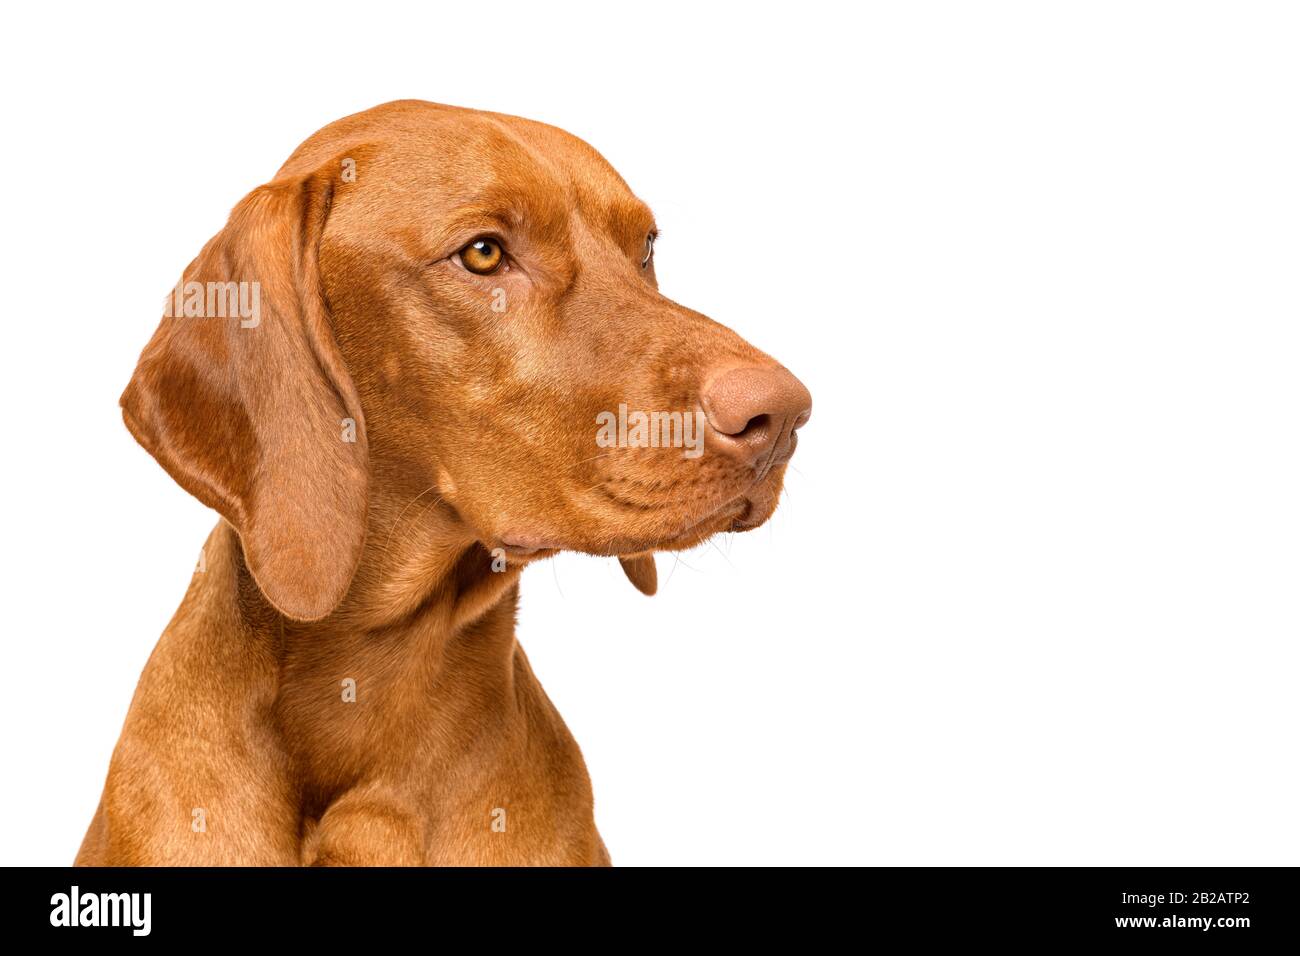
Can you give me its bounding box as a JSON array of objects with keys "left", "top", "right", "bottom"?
[{"left": 78, "top": 100, "right": 811, "bottom": 866}]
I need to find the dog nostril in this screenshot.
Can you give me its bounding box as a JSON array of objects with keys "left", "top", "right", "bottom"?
[{"left": 738, "top": 413, "right": 772, "bottom": 441}]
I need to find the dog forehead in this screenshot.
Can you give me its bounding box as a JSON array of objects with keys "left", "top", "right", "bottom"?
[{"left": 283, "top": 101, "right": 651, "bottom": 234}]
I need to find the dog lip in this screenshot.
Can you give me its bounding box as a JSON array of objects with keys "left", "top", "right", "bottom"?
[
  {"left": 729, "top": 500, "right": 761, "bottom": 531},
  {"left": 757, "top": 433, "right": 798, "bottom": 481},
  {"left": 499, "top": 535, "right": 560, "bottom": 556}
]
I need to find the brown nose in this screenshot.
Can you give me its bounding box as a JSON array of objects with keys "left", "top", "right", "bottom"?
[{"left": 701, "top": 365, "right": 812, "bottom": 467}]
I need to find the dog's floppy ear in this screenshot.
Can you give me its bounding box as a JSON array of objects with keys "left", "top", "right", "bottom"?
[{"left": 121, "top": 163, "right": 368, "bottom": 621}]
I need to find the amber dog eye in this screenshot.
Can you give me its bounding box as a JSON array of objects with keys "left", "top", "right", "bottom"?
[
  {"left": 641, "top": 232, "right": 656, "bottom": 269},
  {"left": 459, "top": 238, "right": 504, "bottom": 275}
]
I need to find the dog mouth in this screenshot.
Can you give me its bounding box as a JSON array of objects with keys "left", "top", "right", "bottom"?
[
  {"left": 658, "top": 496, "right": 753, "bottom": 548},
  {"left": 492, "top": 456, "right": 789, "bottom": 562},
  {"left": 619, "top": 473, "right": 782, "bottom": 551},
  {"left": 496, "top": 489, "right": 767, "bottom": 561}
]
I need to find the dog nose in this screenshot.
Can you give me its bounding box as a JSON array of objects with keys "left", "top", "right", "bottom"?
[{"left": 701, "top": 365, "right": 812, "bottom": 465}]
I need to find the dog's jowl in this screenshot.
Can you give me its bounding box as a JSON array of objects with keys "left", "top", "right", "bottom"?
[{"left": 79, "top": 100, "right": 811, "bottom": 866}]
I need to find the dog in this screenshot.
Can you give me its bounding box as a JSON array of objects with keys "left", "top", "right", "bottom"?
[{"left": 77, "top": 100, "right": 812, "bottom": 865}]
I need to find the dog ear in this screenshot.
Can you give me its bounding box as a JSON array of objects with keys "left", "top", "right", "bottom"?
[
  {"left": 121, "top": 164, "right": 368, "bottom": 621},
  {"left": 618, "top": 553, "right": 658, "bottom": 596}
]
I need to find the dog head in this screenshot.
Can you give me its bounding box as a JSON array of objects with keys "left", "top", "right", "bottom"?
[{"left": 123, "top": 101, "right": 811, "bottom": 620}]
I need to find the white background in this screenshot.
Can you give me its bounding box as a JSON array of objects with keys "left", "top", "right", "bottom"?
[{"left": 1, "top": 2, "right": 1297, "bottom": 866}]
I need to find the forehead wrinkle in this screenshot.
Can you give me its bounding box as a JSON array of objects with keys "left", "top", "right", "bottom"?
[
  {"left": 476, "top": 119, "right": 575, "bottom": 239},
  {"left": 463, "top": 183, "right": 570, "bottom": 246}
]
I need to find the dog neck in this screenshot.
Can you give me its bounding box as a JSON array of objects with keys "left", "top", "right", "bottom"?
[
  {"left": 223, "top": 482, "right": 524, "bottom": 636},
  {"left": 199, "top": 494, "right": 534, "bottom": 805}
]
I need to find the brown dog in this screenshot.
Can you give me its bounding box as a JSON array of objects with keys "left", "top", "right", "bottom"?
[{"left": 77, "top": 100, "right": 811, "bottom": 865}]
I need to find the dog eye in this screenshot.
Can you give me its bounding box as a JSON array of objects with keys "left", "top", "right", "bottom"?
[
  {"left": 641, "top": 232, "right": 656, "bottom": 269},
  {"left": 459, "top": 238, "right": 505, "bottom": 275}
]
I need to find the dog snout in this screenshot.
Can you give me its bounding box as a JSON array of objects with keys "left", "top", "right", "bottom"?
[{"left": 700, "top": 365, "right": 812, "bottom": 466}]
